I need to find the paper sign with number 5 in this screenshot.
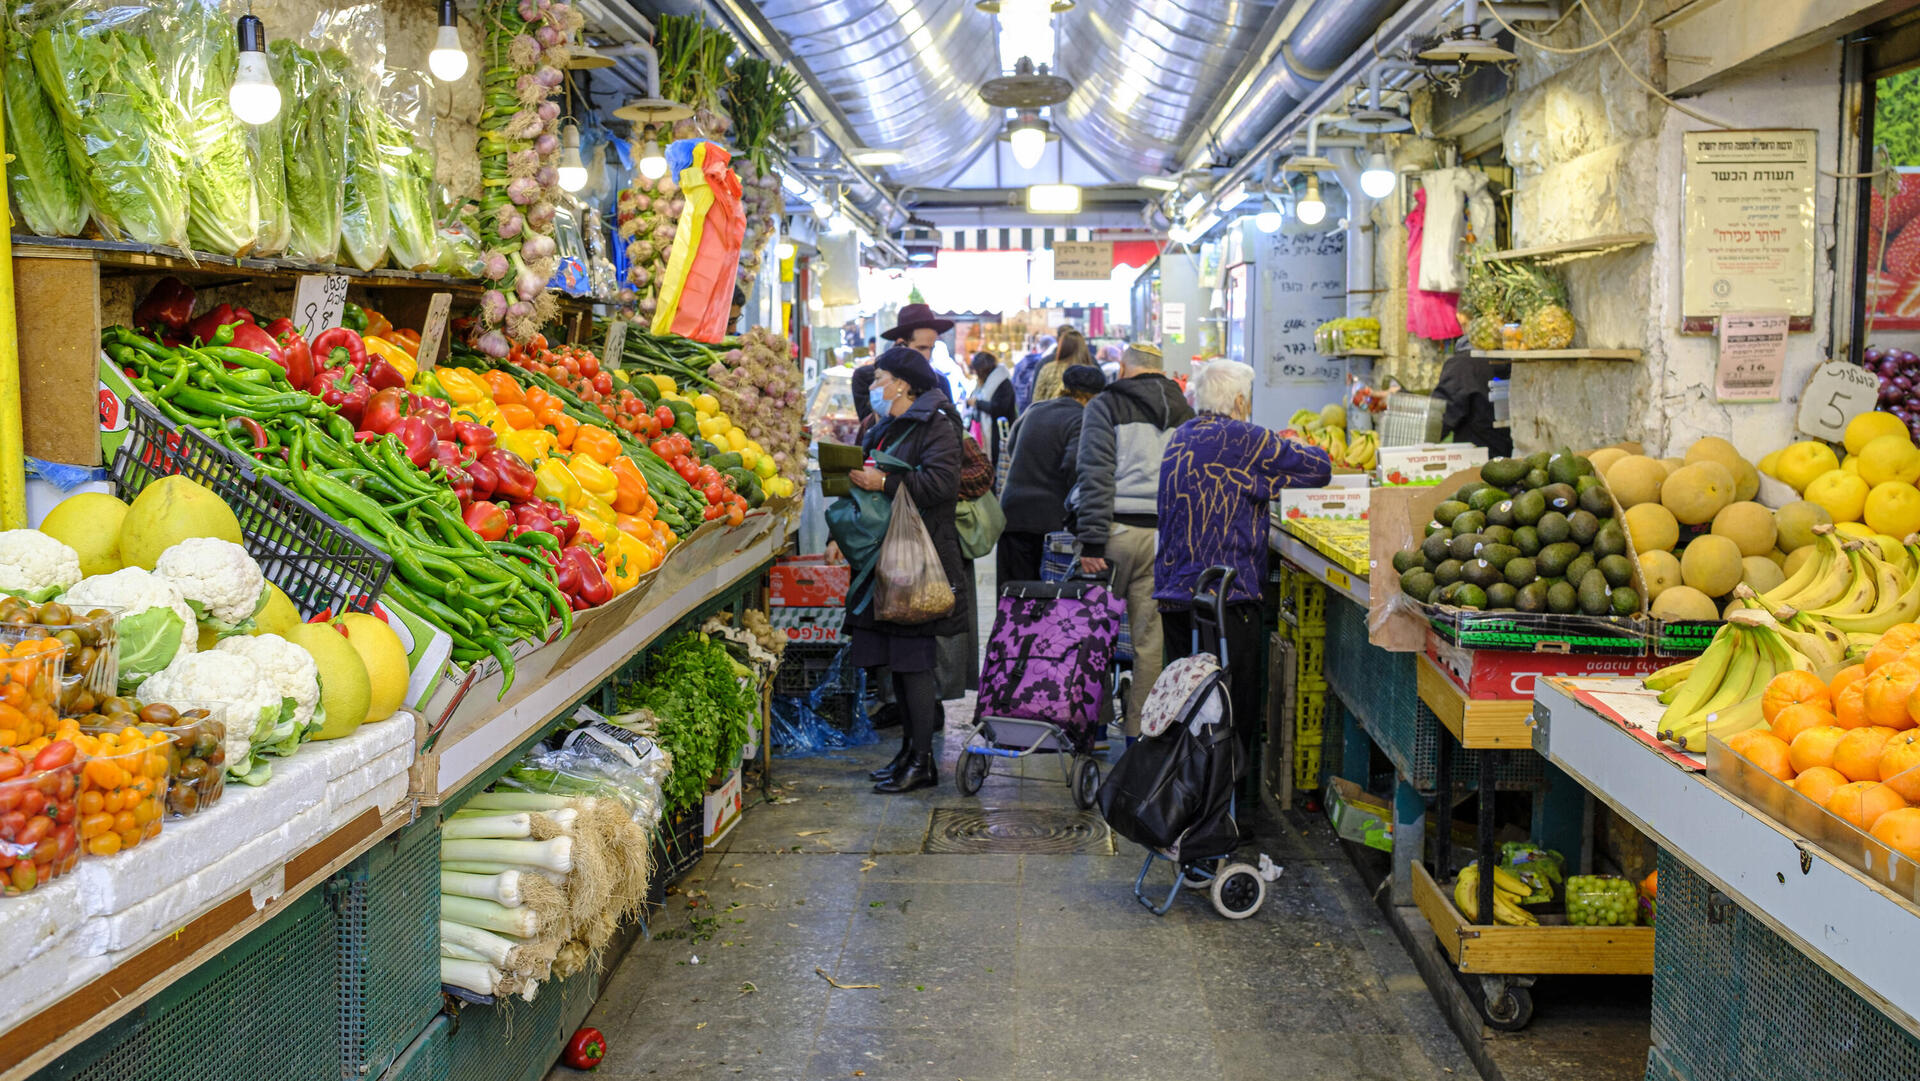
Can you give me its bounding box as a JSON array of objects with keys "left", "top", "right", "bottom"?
[{"left": 1797, "top": 361, "right": 1881, "bottom": 442}]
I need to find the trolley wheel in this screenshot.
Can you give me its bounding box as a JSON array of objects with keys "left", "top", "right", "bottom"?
[
  {"left": 956, "top": 750, "right": 988, "bottom": 796},
  {"left": 1479, "top": 978, "right": 1535, "bottom": 1031},
  {"left": 1072, "top": 757, "right": 1101, "bottom": 810},
  {"left": 1210, "top": 863, "right": 1265, "bottom": 919},
  {"left": 1180, "top": 859, "right": 1217, "bottom": 890}
]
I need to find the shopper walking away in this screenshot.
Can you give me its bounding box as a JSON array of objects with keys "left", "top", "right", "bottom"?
[
  {"left": 1155, "top": 360, "right": 1331, "bottom": 761},
  {"left": 997, "top": 363, "right": 1104, "bottom": 587},
  {"left": 1032, "top": 329, "right": 1092, "bottom": 406},
  {"left": 1011, "top": 335, "right": 1054, "bottom": 412},
  {"left": 1076, "top": 341, "right": 1193, "bottom": 739},
  {"left": 846, "top": 346, "right": 969, "bottom": 794},
  {"left": 969, "top": 352, "right": 1017, "bottom": 466},
  {"left": 1096, "top": 342, "right": 1124, "bottom": 386}
]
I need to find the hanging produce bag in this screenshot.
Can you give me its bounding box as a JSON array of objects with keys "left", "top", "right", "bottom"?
[
  {"left": 26, "top": 0, "right": 191, "bottom": 249},
  {"left": 378, "top": 67, "right": 441, "bottom": 271},
  {"left": 874, "top": 485, "right": 955, "bottom": 626},
  {"left": 273, "top": 39, "right": 347, "bottom": 262},
  {"left": 677, "top": 145, "right": 744, "bottom": 340},
  {"left": 243, "top": 59, "right": 291, "bottom": 255},
  {"left": 649, "top": 139, "right": 715, "bottom": 336},
  {"left": 161, "top": 0, "right": 259, "bottom": 256},
  {"left": 2, "top": 5, "right": 86, "bottom": 237},
  {"left": 337, "top": 64, "right": 392, "bottom": 270}
]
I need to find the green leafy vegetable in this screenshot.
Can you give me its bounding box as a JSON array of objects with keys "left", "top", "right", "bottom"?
[
  {"left": 3, "top": 15, "right": 84, "bottom": 236},
  {"left": 116, "top": 606, "right": 186, "bottom": 687},
  {"left": 158, "top": 0, "right": 257, "bottom": 255},
  {"left": 246, "top": 101, "right": 290, "bottom": 255},
  {"left": 335, "top": 58, "right": 390, "bottom": 271},
  {"left": 272, "top": 40, "right": 345, "bottom": 262},
  {"left": 377, "top": 79, "right": 440, "bottom": 271},
  {"left": 29, "top": 21, "right": 190, "bottom": 248},
  {"left": 615, "top": 631, "right": 755, "bottom": 811}
]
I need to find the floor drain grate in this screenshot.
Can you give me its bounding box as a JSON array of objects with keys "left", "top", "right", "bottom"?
[{"left": 923, "top": 808, "right": 1114, "bottom": 854}]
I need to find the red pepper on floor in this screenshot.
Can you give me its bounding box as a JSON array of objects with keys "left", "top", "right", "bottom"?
[
  {"left": 561, "top": 1028, "right": 605, "bottom": 1071},
  {"left": 309, "top": 368, "right": 371, "bottom": 425},
  {"left": 462, "top": 500, "right": 509, "bottom": 542},
  {"left": 388, "top": 415, "right": 438, "bottom": 469},
  {"left": 133, "top": 277, "right": 195, "bottom": 332},
  {"left": 311, "top": 326, "right": 368, "bottom": 372},
  {"left": 361, "top": 387, "right": 409, "bottom": 435}
]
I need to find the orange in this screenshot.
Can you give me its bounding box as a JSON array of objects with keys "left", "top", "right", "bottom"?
[
  {"left": 1831, "top": 662, "right": 1869, "bottom": 699},
  {"left": 1834, "top": 726, "right": 1899, "bottom": 782},
  {"left": 1863, "top": 661, "right": 1920, "bottom": 727},
  {"left": 1771, "top": 702, "right": 1839, "bottom": 744},
  {"left": 1794, "top": 765, "right": 1849, "bottom": 805},
  {"left": 1834, "top": 680, "right": 1873, "bottom": 730},
  {"left": 1761, "top": 669, "right": 1831, "bottom": 722},
  {"left": 1880, "top": 730, "right": 1920, "bottom": 801},
  {"left": 1870, "top": 806, "right": 1920, "bottom": 862},
  {"left": 1789, "top": 725, "right": 1850, "bottom": 773},
  {"left": 1866, "top": 624, "right": 1920, "bottom": 671},
  {"left": 1825, "top": 781, "right": 1908, "bottom": 830},
  {"left": 1726, "top": 731, "right": 1794, "bottom": 780}
]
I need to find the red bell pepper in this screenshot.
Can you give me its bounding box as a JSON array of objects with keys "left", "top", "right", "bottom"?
[
  {"left": 389, "top": 416, "right": 438, "bottom": 469},
  {"left": 264, "top": 318, "right": 313, "bottom": 388},
  {"left": 409, "top": 395, "right": 454, "bottom": 441},
  {"left": 465, "top": 456, "right": 498, "bottom": 501},
  {"left": 186, "top": 303, "right": 255, "bottom": 345},
  {"left": 433, "top": 440, "right": 464, "bottom": 472},
  {"left": 512, "top": 503, "right": 556, "bottom": 538},
  {"left": 361, "top": 388, "right": 409, "bottom": 435},
  {"left": 445, "top": 461, "right": 474, "bottom": 505},
  {"left": 463, "top": 500, "right": 510, "bottom": 542},
  {"left": 562, "top": 1028, "right": 606, "bottom": 1071},
  {"left": 561, "top": 545, "right": 611, "bottom": 608},
  {"left": 479, "top": 449, "right": 537, "bottom": 503},
  {"left": 311, "top": 327, "right": 368, "bottom": 372},
  {"left": 551, "top": 509, "right": 579, "bottom": 547},
  {"left": 452, "top": 421, "right": 496, "bottom": 454},
  {"left": 309, "top": 368, "right": 371, "bottom": 425},
  {"left": 361, "top": 354, "right": 407, "bottom": 391},
  {"left": 133, "top": 278, "right": 195, "bottom": 332}
]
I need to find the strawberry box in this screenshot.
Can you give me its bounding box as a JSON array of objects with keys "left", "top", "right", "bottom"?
[{"left": 770, "top": 559, "right": 850, "bottom": 607}]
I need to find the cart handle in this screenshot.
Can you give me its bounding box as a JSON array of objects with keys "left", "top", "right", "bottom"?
[{"left": 1192, "top": 565, "right": 1238, "bottom": 667}]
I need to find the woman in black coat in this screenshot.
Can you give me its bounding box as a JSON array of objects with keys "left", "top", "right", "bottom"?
[{"left": 846, "top": 346, "right": 968, "bottom": 793}]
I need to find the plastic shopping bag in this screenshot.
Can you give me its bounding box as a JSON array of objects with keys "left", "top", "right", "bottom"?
[{"left": 874, "top": 485, "right": 954, "bottom": 625}]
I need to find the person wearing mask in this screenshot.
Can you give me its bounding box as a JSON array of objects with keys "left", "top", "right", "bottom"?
[
  {"left": 1032, "top": 329, "right": 1092, "bottom": 406},
  {"left": 1155, "top": 360, "right": 1332, "bottom": 762},
  {"left": 1076, "top": 342, "right": 1193, "bottom": 740},
  {"left": 1012, "top": 335, "right": 1054, "bottom": 412},
  {"left": 997, "top": 364, "right": 1104, "bottom": 585},
  {"left": 847, "top": 346, "right": 970, "bottom": 794},
  {"left": 969, "top": 352, "right": 1017, "bottom": 465}
]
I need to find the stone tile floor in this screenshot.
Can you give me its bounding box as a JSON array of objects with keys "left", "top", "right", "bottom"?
[{"left": 552, "top": 709, "right": 1477, "bottom": 1081}]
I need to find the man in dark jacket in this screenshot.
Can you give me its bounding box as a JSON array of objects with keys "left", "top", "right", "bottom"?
[
  {"left": 1076, "top": 342, "right": 1194, "bottom": 738},
  {"left": 1434, "top": 346, "right": 1513, "bottom": 456},
  {"left": 997, "top": 364, "right": 1104, "bottom": 585}
]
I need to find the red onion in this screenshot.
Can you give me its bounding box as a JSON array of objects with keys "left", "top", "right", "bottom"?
[
  {"left": 481, "top": 290, "right": 509, "bottom": 323},
  {"left": 478, "top": 330, "right": 511, "bottom": 357}
]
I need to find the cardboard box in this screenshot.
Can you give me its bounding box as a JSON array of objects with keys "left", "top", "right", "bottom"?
[
  {"left": 770, "top": 560, "right": 850, "bottom": 607},
  {"left": 703, "top": 767, "right": 743, "bottom": 845},
  {"left": 1425, "top": 633, "right": 1668, "bottom": 700},
  {"left": 1327, "top": 777, "right": 1393, "bottom": 853},
  {"left": 1376, "top": 444, "right": 1490, "bottom": 487},
  {"left": 97, "top": 351, "right": 140, "bottom": 464},
  {"left": 1277, "top": 480, "right": 1371, "bottom": 523},
  {"left": 768, "top": 605, "right": 845, "bottom": 644}
]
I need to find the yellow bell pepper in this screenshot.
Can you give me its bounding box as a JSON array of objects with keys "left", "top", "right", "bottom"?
[
  {"left": 573, "top": 492, "right": 618, "bottom": 525},
  {"left": 602, "top": 531, "right": 647, "bottom": 593},
  {"left": 565, "top": 454, "right": 619, "bottom": 504},
  {"left": 364, "top": 336, "right": 418, "bottom": 383},
  {"left": 453, "top": 399, "right": 501, "bottom": 426},
  {"left": 533, "top": 458, "right": 583, "bottom": 505},
  {"left": 572, "top": 513, "right": 612, "bottom": 547},
  {"left": 437, "top": 368, "right": 491, "bottom": 406},
  {"left": 504, "top": 429, "right": 558, "bottom": 465}
]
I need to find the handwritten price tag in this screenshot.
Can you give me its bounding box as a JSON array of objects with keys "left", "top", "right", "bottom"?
[
  {"left": 291, "top": 274, "right": 350, "bottom": 341},
  {"left": 604, "top": 319, "right": 629, "bottom": 364},
  {"left": 413, "top": 293, "right": 453, "bottom": 372},
  {"left": 1797, "top": 360, "right": 1881, "bottom": 443}
]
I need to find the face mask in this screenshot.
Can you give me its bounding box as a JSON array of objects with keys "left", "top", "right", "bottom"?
[{"left": 869, "top": 386, "right": 890, "bottom": 414}]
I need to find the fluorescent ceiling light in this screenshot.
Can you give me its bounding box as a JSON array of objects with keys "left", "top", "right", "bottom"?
[
  {"left": 1218, "top": 183, "right": 1249, "bottom": 212},
  {"left": 781, "top": 173, "right": 809, "bottom": 196},
  {"left": 1181, "top": 191, "right": 1207, "bottom": 221},
  {"left": 1137, "top": 175, "right": 1179, "bottom": 192},
  {"left": 850, "top": 148, "right": 907, "bottom": 167},
  {"left": 1026, "top": 183, "right": 1081, "bottom": 214}
]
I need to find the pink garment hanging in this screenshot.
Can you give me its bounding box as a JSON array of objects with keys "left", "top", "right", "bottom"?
[{"left": 1406, "top": 188, "right": 1463, "bottom": 341}]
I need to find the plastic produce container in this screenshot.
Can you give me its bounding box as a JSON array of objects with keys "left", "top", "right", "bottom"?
[
  {"left": 75, "top": 730, "right": 171, "bottom": 856},
  {"left": 1565, "top": 874, "right": 1640, "bottom": 926},
  {"left": 0, "top": 744, "right": 82, "bottom": 894},
  {"left": 0, "top": 598, "right": 119, "bottom": 714},
  {"left": 0, "top": 643, "right": 63, "bottom": 747},
  {"left": 84, "top": 701, "right": 227, "bottom": 817}
]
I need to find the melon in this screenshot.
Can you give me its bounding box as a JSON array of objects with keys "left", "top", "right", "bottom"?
[
  {"left": 1686, "top": 436, "right": 1760, "bottom": 501},
  {"left": 37, "top": 492, "right": 129, "bottom": 577},
  {"left": 1741, "top": 555, "right": 1786, "bottom": 594},
  {"left": 1711, "top": 501, "right": 1777, "bottom": 557},
  {"left": 335, "top": 613, "right": 409, "bottom": 724},
  {"left": 1782, "top": 545, "right": 1816, "bottom": 578},
  {"left": 1661, "top": 463, "right": 1735, "bottom": 525},
  {"left": 1650, "top": 585, "right": 1720, "bottom": 620},
  {"left": 1623, "top": 502, "right": 1679, "bottom": 554},
  {"left": 283, "top": 623, "right": 372, "bottom": 741},
  {"left": 1679, "top": 534, "right": 1743, "bottom": 596},
  {"left": 1606, "top": 455, "right": 1667, "bottom": 508},
  {"left": 1639, "top": 550, "right": 1682, "bottom": 599},
  {"left": 1586, "top": 447, "right": 1628, "bottom": 477},
  {"left": 118, "top": 477, "right": 242, "bottom": 570},
  {"left": 1774, "top": 500, "right": 1833, "bottom": 552}
]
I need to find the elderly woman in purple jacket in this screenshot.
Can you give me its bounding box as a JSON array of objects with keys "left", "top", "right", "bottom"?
[{"left": 1153, "top": 360, "right": 1332, "bottom": 759}]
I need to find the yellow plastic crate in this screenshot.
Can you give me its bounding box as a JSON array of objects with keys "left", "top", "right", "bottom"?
[{"left": 1294, "top": 740, "right": 1323, "bottom": 792}]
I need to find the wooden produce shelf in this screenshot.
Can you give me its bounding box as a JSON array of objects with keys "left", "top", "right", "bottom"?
[
  {"left": 1470, "top": 348, "right": 1643, "bottom": 361},
  {"left": 1485, "top": 232, "right": 1654, "bottom": 264},
  {"left": 1411, "top": 863, "right": 1655, "bottom": 976},
  {"left": 1416, "top": 654, "right": 1535, "bottom": 750}
]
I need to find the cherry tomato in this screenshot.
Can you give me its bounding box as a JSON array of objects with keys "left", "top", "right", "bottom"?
[
  {"left": 0, "top": 755, "right": 23, "bottom": 783},
  {"left": 29, "top": 741, "right": 74, "bottom": 772},
  {"left": 696, "top": 465, "right": 721, "bottom": 488},
  {"left": 655, "top": 405, "right": 675, "bottom": 429},
  {"left": 702, "top": 482, "right": 726, "bottom": 503},
  {"left": 592, "top": 372, "right": 613, "bottom": 395}
]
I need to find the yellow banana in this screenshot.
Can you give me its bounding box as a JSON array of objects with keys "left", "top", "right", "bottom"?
[
  {"left": 1763, "top": 532, "right": 1833, "bottom": 606},
  {"left": 1774, "top": 533, "right": 1853, "bottom": 612},
  {"left": 1662, "top": 628, "right": 1759, "bottom": 740},
  {"left": 1827, "top": 560, "right": 1920, "bottom": 633},
  {"left": 1657, "top": 628, "right": 1740, "bottom": 729},
  {"left": 1493, "top": 894, "right": 1539, "bottom": 927},
  {"left": 1801, "top": 544, "right": 1880, "bottom": 619},
  {"left": 1642, "top": 657, "right": 1698, "bottom": 691}
]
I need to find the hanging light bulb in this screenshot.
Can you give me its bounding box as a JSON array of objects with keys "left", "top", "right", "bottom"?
[
  {"left": 638, "top": 128, "right": 668, "bottom": 180},
  {"left": 1008, "top": 113, "right": 1049, "bottom": 170},
  {"left": 228, "top": 15, "right": 281, "bottom": 125},
  {"left": 1295, "top": 174, "right": 1327, "bottom": 225},
  {"left": 428, "top": 0, "right": 468, "bottom": 83},
  {"left": 1360, "top": 151, "right": 1396, "bottom": 199},
  {"left": 1254, "top": 201, "right": 1283, "bottom": 234},
  {"left": 556, "top": 124, "right": 588, "bottom": 192}
]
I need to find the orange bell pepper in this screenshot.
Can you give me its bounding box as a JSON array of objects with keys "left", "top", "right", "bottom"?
[
  {"left": 361, "top": 308, "right": 393, "bottom": 339},
  {"left": 572, "top": 426, "right": 621, "bottom": 466},
  {"left": 524, "top": 386, "right": 556, "bottom": 417},
  {"left": 482, "top": 371, "right": 526, "bottom": 406},
  {"left": 615, "top": 512, "right": 653, "bottom": 541},
  {"left": 387, "top": 328, "right": 421, "bottom": 356},
  {"left": 609, "top": 456, "right": 648, "bottom": 514},
  {"left": 546, "top": 413, "right": 578, "bottom": 450},
  {"left": 497, "top": 403, "right": 537, "bottom": 430}
]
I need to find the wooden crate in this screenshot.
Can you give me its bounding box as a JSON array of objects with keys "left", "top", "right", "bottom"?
[{"left": 1411, "top": 862, "right": 1654, "bottom": 975}]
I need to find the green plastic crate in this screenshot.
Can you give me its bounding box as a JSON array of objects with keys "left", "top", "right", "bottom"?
[
  {"left": 381, "top": 1015, "right": 450, "bottom": 1081},
  {"left": 334, "top": 814, "right": 444, "bottom": 1079}
]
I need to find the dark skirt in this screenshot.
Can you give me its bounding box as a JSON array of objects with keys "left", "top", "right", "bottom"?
[{"left": 849, "top": 627, "right": 937, "bottom": 674}]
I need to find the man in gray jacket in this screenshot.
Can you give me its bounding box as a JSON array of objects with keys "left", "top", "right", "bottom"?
[{"left": 1075, "top": 342, "right": 1194, "bottom": 738}]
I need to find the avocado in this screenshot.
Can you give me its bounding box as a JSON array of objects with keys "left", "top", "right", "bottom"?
[
  {"left": 1422, "top": 533, "right": 1455, "bottom": 565},
  {"left": 1527, "top": 451, "right": 1552, "bottom": 472},
  {"left": 1401, "top": 570, "right": 1437, "bottom": 603},
  {"left": 1594, "top": 520, "right": 1628, "bottom": 558},
  {"left": 1434, "top": 582, "right": 1464, "bottom": 605},
  {"left": 1468, "top": 486, "right": 1505, "bottom": 512},
  {"left": 1485, "top": 582, "right": 1519, "bottom": 610},
  {"left": 1610, "top": 586, "right": 1642, "bottom": 615},
  {"left": 1481, "top": 457, "right": 1531, "bottom": 487},
  {"left": 1453, "top": 584, "right": 1489, "bottom": 610},
  {"left": 1454, "top": 481, "right": 1493, "bottom": 504},
  {"left": 1432, "top": 500, "right": 1471, "bottom": 525},
  {"left": 1511, "top": 491, "right": 1546, "bottom": 527},
  {"left": 1525, "top": 467, "right": 1550, "bottom": 489},
  {"left": 1578, "top": 484, "right": 1614, "bottom": 516},
  {"left": 1577, "top": 569, "right": 1612, "bottom": 615},
  {"left": 1540, "top": 483, "right": 1577, "bottom": 513},
  {"left": 1513, "top": 525, "right": 1542, "bottom": 556},
  {"left": 1537, "top": 511, "right": 1571, "bottom": 545},
  {"left": 1575, "top": 474, "right": 1606, "bottom": 495},
  {"left": 1548, "top": 450, "right": 1594, "bottom": 486},
  {"left": 1547, "top": 580, "right": 1578, "bottom": 614},
  {"left": 1425, "top": 520, "right": 1452, "bottom": 538},
  {"left": 1565, "top": 552, "right": 1597, "bottom": 586},
  {"left": 1487, "top": 499, "right": 1516, "bottom": 528},
  {"left": 1537, "top": 541, "right": 1580, "bottom": 578},
  {"left": 1449, "top": 533, "right": 1484, "bottom": 561},
  {"left": 1480, "top": 543, "right": 1519, "bottom": 571},
  {"left": 630, "top": 377, "right": 661, "bottom": 403},
  {"left": 1462, "top": 559, "right": 1503, "bottom": 589},
  {"left": 1599, "top": 553, "right": 1634, "bottom": 588},
  {"left": 710, "top": 451, "right": 745, "bottom": 472},
  {"left": 1567, "top": 509, "right": 1601, "bottom": 546},
  {"left": 1504, "top": 556, "right": 1538, "bottom": 588},
  {"left": 1482, "top": 524, "right": 1515, "bottom": 547},
  {"left": 1433, "top": 559, "right": 1464, "bottom": 586},
  {"left": 1450, "top": 509, "right": 1487, "bottom": 535},
  {"left": 1392, "top": 549, "right": 1422, "bottom": 575},
  {"left": 1516, "top": 581, "right": 1550, "bottom": 613}
]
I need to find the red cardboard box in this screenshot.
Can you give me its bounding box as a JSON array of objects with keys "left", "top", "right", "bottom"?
[
  {"left": 1425, "top": 632, "right": 1668, "bottom": 700},
  {"left": 770, "top": 559, "right": 850, "bottom": 607}
]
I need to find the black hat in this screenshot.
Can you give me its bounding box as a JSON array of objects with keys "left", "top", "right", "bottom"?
[
  {"left": 875, "top": 345, "right": 939, "bottom": 394},
  {"left": 1062, "top": 364, "right": 1106, "bottom": 395},
  {"left": 881, "top": 302, "right": 954, "bottom": 342}
]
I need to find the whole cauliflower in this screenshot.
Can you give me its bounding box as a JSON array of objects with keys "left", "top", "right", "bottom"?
[
  {"left": 0, "top": 530, "right": 82, "bottom": 602},
  {"left": 61, "top": 568, "right": 197, "bottom": 688},
  {"left": 155, "top": 538, "right": 266, "bottom": 636},
  {"left": 139, "top": 651, "right": 282, "bottom": 786},
  {"left": 215, "top": 634, "right": 321, "bottom": 754}
]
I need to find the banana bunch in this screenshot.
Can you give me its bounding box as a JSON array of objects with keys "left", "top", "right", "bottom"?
[
  {"left": 1341, "top": 429, "right": 1378, "bottom": 470},
  {"left": 1454, "top": 862, "right": 1538, "bottom": 926},
  {"left": 1642, "top": 614, "right": 1806, "bottom": 750},
  {"left": 1281, "top": 409, "right": 1377, "bottom": 469},
  {"left": 1756, "top": 526, "right": 1920, "bottom": 636}
]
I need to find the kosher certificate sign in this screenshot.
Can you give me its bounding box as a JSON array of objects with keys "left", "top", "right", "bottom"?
[{"left": 1681, "top": 129, "right": 1817, "bottom": 329}]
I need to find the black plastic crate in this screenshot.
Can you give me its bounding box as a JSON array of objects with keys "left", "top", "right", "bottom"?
[
  {"left": 110, "top": 397, "right": 391, "bottom": 618},
  {"left": 772, "top": 641, "right": 852, "bottom": 697},
  {"left": 651, "top": 806, "right": 704, "bottom": 886}
]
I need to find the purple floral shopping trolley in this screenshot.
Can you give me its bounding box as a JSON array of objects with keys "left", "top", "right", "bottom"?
[{"left": 957, "top": 578, "right": 1127, "bottom": 808}]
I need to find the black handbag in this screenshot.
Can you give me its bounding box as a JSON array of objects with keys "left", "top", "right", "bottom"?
[{"left": 1096, "top": 689, "right": 1243, "bottom": 862}]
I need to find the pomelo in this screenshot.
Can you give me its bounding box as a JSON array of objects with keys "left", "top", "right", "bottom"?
[
  {"left": 37, "top": 492, "right": 129, "bottom": 577},
  {"left": 253, "top": 584, "right": 300, "bottom": 637},
  {"left": 283, "top": 623, "right": 372, "bottom": 740},
  {"left": 118, "top": 477, "right": 242, "bottom": 570},
  {"left": 335, "top": 613, "right": 409, "bottom": 723}
]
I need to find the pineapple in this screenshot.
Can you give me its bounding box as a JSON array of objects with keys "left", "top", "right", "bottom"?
[
  {"left": 1459, "top": 252, "right": 1512, "bottom": 350},
  {"left": 1465, "top": 310, "right": 1506, "bottom": 351},
  {"left": 1514, "top": 265, "right": 1575, "bottom": 350}
]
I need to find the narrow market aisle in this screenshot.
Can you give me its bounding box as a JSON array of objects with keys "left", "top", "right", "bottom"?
[{"left": 555, "top": 731, "right": 1476, "bottom": 1080}]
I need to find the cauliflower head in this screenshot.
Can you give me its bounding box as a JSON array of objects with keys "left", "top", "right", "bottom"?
[
  {"left": 139, "top": 651, "right": 282, "bottom": 786},
  {"left": 155, "top": 538, "right": 267, "bottom": 634},
  {"left": 61, "top": 568, "right": 197, "bottom": 688},
  {"left": 214, "top": 633, "right": 321, "bottom": 753},
  {"left": 0, "top": 530, "right": 82, "bottom": 602}
]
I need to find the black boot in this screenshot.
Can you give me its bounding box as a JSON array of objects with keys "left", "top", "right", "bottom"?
[
  {"left": 868, "top": 738, "right": 911, "bottom": 782},
  {"left": 873, "top": 752, "right": 937, "bottom": 794}
]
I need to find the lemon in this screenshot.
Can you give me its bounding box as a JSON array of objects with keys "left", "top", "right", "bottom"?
[
  {"left": 283, "top": 623, "right": 372, "bottom": 740},
  {"left": 753, "top": 454, "right": 778, "bottom": 479},
  {"left": 1865, "top": 483, "right": 1920, "bottom": 538},
  {"left": 727, "top": 427, "right": 749, "bottom": 451},
  {"left": 694, "top": 393, "right": 720, "bottom": 415},
  {"left": 745, "top": 440, "right": 764, "bottom": 458},
  {"left": 335, "top": 613, "right": 410, "bottom": 723},
  {"left": 1847, "top": 411, "right": 1910, "bottom": 456},
  {"left": 1859, "top": 434, "right": 1920, "bottom": 487},
  {"left": 1757, "top": 448, "right": 1783, "bottom": 478},
  {"left": 698, "top": 415, "right": 727, "bottom": 438},
  {"left": 1775, "top": 440, "right": 1841, "bottom": 493},
  {"left": 1806, "top": 469, "right": 1871, "bottom": 522},
  {"left": 709, "top": 411, "right": 731, "bottom": 430},
  {"left": 650, "top": 374, "right": 676, "bottom": 396},
  {"left": 38, "top": 491, "right": 129, "bottom": 576},
  {"left": 253, "top": 584, "right": 300, "bottom": 636}
]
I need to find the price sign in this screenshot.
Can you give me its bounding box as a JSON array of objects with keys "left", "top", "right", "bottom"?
[
  {"left": 604, "top": 319, "right": 629, "bottom": 364},
  {"left": 413, "top": 293, "right": 453, "bottom": 372},
  {"left": 1163, "top": 302, "right": 1187, "bottom": 340},
  {"left": 291, "top": 274, "right": 350, "bottom": 341},
  {"left": 1796, "top": 360, "right": 1882, "bottom": 442},
  {"left": 1714, "top": 311, "right": 1787, "bottom": 402}
]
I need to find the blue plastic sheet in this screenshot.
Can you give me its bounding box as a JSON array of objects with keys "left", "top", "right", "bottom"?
[{"left": 772, "top": 649, "right": 878, "bottom": 756}]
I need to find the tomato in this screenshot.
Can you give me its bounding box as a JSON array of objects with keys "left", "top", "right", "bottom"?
[
  {"left": 0, "top": 812, "right": 25, "bottom": 839},
  {"left": 702, "top": 482, "right": 726, "bottom": 504},
  {"left": 18, "top": 789, "right": 44, "bottom": 819},
  {"left": 674, "top": 458, "right": 701, "bottom": 483},
  {"left": 10, "top": 862, "right": 35, "bottom": 893},
  {"left": 703, "top": 503, "right": 725, "bottom": 520},
  {"left": 696, "top": 465, "right": 721, "bottom": 487},
  {"left": 577, "top": 353, "right": 600, "bottom": 379},
  {"left": 621, "top": 396, "right": 643, "bottom": 416},
  {"left": 29, "top": 741, "right": 74, "bottom": 771},
  {"left": 649, "top": 439, "right": 673, "bottom": 459},
  {"left": 726, "top": 503, "right": 745, "bottom": 526},
  {"left": 0, "top": 754, "right": 23, "bottom": 783},
  {"left": 592, "top": 372, "right": 613, "bottom": 395},
  {"left": 655, "top": 405, "right": 675, "bottom": 430},
  {"left": 18, "top": 817, "right": 50, "bottom": 846},
  {"left": 55, "top": 824, "right": 75, "bottom": 858}
]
